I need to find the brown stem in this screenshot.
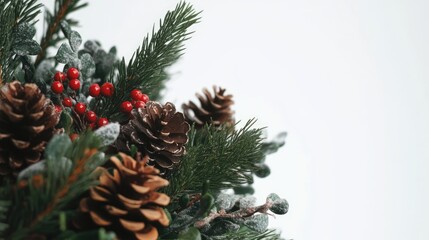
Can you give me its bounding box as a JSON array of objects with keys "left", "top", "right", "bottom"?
[
  {"left": 194, "top": 199, "right": 274, "bottom": 229},
  {"left": 35, "top": 0, "right": 73, "bottom": 67},
  {"left": 175, "top": 193, "right": 202, "bottom": 213},
  {"left": 30, "top": 148, "right": 98, "bottom": 227}
]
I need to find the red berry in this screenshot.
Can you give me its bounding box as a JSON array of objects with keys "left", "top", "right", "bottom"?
[
  {"left": 54, "top": 71, "right": 67, "bottom": 82},
  {"left": 69, "top": 133, "right": 79, "bottom": 141},
  {"left": 55, "top": 105, "right": 62, "bottom": 113},
  {"left": 120, "top": 101, "right": 133, "bottom": 113},
  {"left": 89, "top": 83, "right": 101, "bottom": 97},
  {"left": 69, "top": 79, "right": 80, "bottom": 91},
  {"left": 130, "top": 89, "right": 143, "bottom": 101},
  {"left": 74, "top": 102, "right": 86, "bottom": 115},
  {"left": 100, "top": 82, "right": 114, "bottom": 97},
  {"left": 141, "top": 93, "right": 149, "bottom": 103},
  {"left": 88, "top": 123, "right": 96, "bottom": 130},
  {"left": 133, "top": 100, "right": 146, "bottom": 109},
  {"left": 67, "top": 67, "right": 80, "bottom": 79},
  {"left": 51, "top": 81, "right": 64, "bottom": 94},
  {"left": 85, "top": 111, "right": 97, "bottom": 123},
  {"left": 62, "top": 97, "right": 73, "bottom": 107},
  {"left": 97, "top": 117, "right": 109, "bottom": 127}
]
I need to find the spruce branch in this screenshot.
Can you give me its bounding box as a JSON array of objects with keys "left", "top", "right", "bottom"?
[
  {"left": 0, "top": 0, "right": 42, "bottom": 82},
  {"left": 97, "top": 2, "right": 200, "bottom": 118},
  {"left": 35, "top": 0, "right": 88, "bottom": 67},
  {"left": 163, "top": 119, "right": 265, "bottom": 198},
  {"left": 30, "top": 148, "right": 98, "bottom": 227}
]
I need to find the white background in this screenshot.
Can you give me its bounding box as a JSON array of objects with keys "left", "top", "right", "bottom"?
[{"left": 39, "top": 1, "right": 429, "bottom": 239}]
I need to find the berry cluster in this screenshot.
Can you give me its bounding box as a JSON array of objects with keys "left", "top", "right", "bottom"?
[
  {"left": 51, "top": 68, "right": 150, "bottom": 131},
  {"left": 120, "top": 89, "right": 150, "bottom": 113},
  {"left": 51, "top": 67, "right": 112, "bottom": 129},
  {"left": 51, "top": 68, "right": 81, "bottom": 94}
]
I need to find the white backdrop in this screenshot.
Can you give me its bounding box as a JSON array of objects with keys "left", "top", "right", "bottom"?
[{"left": 38, "top": 1, "right": 429, "bottom": 239}]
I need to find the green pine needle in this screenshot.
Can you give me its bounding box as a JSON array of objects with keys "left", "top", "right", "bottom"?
[
  {"left": 97, "top": 1, "right": 200, "bottom": 118},
  {"left": 163, "top": 119, "right": 265, "bottom": 198}
]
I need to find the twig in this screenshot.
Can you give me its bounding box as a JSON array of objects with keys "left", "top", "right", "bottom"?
[
  {"left": 35, "top": 0, "right": 73, "bottom": 67},
  {"left": 30, "top": 148, "right": 98, "bottom": 227},
  {"left": 194, "top": 199, "right": 274, "bottom": 229}
]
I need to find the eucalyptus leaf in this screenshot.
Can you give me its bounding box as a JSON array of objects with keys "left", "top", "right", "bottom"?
[
  {"left": 69, "top": 31, "right": 82, "bottom": 52},
  {"left": 45, "top": 134, "right": 72, "bottom": 161},
  {"left": 56, "top": 43, "right": 77, "bottom": 64},
  {"left": 60, "top": 20, "right": 72, "bottom": 39},
  {"left": 94, "top": 123, "right": 120, "bottom": 147},
  {"left": 270, "top": 198, "right": 289, "bottom": 215},
  {"left": 242, "top": 214, "right": 269, "bottom": 233},
  {"left": 12, "top": 39, "right": 40, "bottom": 56},
  {"left": 79, "top": 53, "right": 95, "bottom": 79}
]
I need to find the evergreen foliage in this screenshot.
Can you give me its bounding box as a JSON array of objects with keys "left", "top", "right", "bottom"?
[
  {"left": 0, "top": 0, "right": 42, "bottom": 83},
  {"left": 0, "top": 1, "right": 288, "bottom": 239},
  {"left": 164, "top": 120, "right": 265, "bottom": 198},
  {"left": 35, "top": 0, "right": 88, "bottom": 66},
  {"left": 96, "top": 2, "right": 200, "bottom": 118}
]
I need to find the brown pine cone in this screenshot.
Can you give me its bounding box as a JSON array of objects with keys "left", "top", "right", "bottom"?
[
  {"left": 75, "top": 153, "right": 170, "bottom": 240},
  {"left": 114, "top": 101, "right": 190, "bottom": 175},
  {"left": 0, "top": 81, "right": 60, "bottom": 179},
  {"left": 182, "top": 85, "right": 234, "bottom": 128}
]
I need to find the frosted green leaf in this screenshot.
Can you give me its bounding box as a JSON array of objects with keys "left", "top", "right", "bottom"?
[
  {"left": 60, "top": 20, "right": 72, "bottom": 39},
  {"left": 266, "top": 193, "right": 281, "bottom": 202},
  {"left": 56, "top": 43, "right": 77, "bottom": 64},
  {"left": 17, "top": 160, "right": 46, "bottom": 180},
  {"left": 243, "top": 214, "right": 269, "bottom": 233},
  {"left": 239, "top": 196, "right": 256, "bottom": 209},
  {"left": 254, "top": 163, "right": 271, "bottom": 178},
  {"left": 79, "top": 53, "right": 95, "bottom": 79},
  {"left": 12, "top": 39, "right": 41, "bottom": 56},
  {"left": 215, "top": 193, "right": 239, "bottom": 211},
  {"left": 94, "top": 123, "right": 120, "bottom": 147},
  {"left": 270, "top": 198, "right": 289, "bottom": 215},
  {"left": 45, "top": 134, "right": 72, "bottom": 161},
  {"left": 69, "top": 31, "right": 82, "bottom": 52}
]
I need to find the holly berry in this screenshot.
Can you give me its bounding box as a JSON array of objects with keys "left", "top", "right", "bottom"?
[
  {"left": 89, "top": 83, "right": 101, "bottom": 97},
  {"left": 97, "top": 117, "right": 109, "bottom": 127},
  {"left": 74, "top": 102, "right": 86, "bottom": 115},
  {"left": 54, "top": 71, "right": 67, "bottom": 82},
  {"left": 120, "top": 101, "right": 133, "bottom": 113},
  {"left": 69, "top": 79, "right": 81, "bottom": 91},
  {"left": 62, "top": 97, "right": 73, "bottom": 107},
  {"left": 85, "top": 111, "right": 97, "bottom": 123},
  {"left": 51, "top": 81, "right": 64, "bottom": 94},
  {"left": 55, "top": 105, "right": 62, "bottom": 113},
  {"left": 69, "top": 133, "right": 79, "bottom": 141},
  {"left": 133, "top": 100, "right": 146, "bottom": 109},
  {"left": 100, "top": 82, "right": 114, "bottom": 97},
  {"left": 141, "top": 93, "right": 149, "bottom": 103},
  {"left": 67, "top": 67, "right": 80, "bottom": 79},
  {"left": 88, "top": 123, "right": 96, "bottom": 130},
  {"left": 130, "top": 89, "right": 143, "bottom": 101}
]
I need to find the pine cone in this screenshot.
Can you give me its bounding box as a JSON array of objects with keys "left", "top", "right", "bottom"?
[
  {"left": 0, "top": 81, "right": 60, "bottom": 178},
  {"left": 75, "top": 153, "right": 170, "bottom": 240},
  {"left": 114, "top": 101, "right": 190, "bottom": 174},
  {"left": 182, "top": 86, "right": 234, "bottom": 128}
]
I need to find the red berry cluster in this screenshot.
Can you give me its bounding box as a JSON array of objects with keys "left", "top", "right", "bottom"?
[
  {"left": 52, "top": 67, "right": 111, "bottom": 129},
  {"left": 120, "top": 89, "right": 150, "bottom": 113},
  {"left": 51, "top": 68, "right": 81, "bottom": 94}
]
